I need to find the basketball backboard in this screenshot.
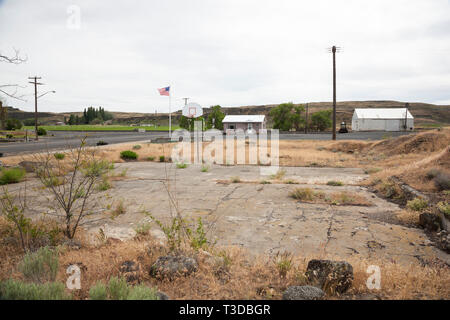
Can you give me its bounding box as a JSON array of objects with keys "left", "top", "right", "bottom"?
[{"left": 182, "top": 102, "right": 203, "bottom": 118}]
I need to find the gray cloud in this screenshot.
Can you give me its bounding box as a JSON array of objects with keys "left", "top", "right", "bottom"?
[{"left": 0, "top": 0, "right": 449, "bottom": 113}]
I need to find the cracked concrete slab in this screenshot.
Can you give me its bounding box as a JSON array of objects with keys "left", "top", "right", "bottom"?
[{"left": 15, "top": 162, "right": 450, "bottom": 265}]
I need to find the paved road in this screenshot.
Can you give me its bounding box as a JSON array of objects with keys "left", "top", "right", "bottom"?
[
  {"left": 0, "top": 131, "right": 167, "bottom": 156},
  {"left": 0, "top": 130, "right": 416, "bottom": 156}
]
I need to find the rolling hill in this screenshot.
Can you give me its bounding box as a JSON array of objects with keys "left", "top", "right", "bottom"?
[{"left": 3, "top": 101, "right": 449, "bottom": 127}]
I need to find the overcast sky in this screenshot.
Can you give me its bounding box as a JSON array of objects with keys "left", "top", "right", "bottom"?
[{"left": 0, "top": 0, "right": 449, "bottom": 113}]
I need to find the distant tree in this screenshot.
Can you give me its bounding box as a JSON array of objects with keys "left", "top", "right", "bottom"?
[
  {"left": 82, "top": 106, "right": 113, "bottom": 124},
  {"left": 179, "top": 115, "right": 205, "bottom": 131},
  {"left": 0, "top": 99, "right": 6, "bottom": 130},
  {"left": 68, "top": 114, "right": 76, "bottom": 125},
  {"left": 5, "top": 118, "right": 23, "bottom": 130},
  {"left": 23, "top": 119, "right": 35, "bottom": 126},
  {"left": 179, "top": 116, "right": 190, "bottom": 130},
  {"left": 291, "top": 105, "right": 306, "bottom": 131},
  {"left": 206, "top": 105, "right": 225, "bottom": 130},
  {"left": 311, "top": 109, "right": 332, "bottom": 131},
  {"left": 269, "top": 102, "right": 305, "bottom": 131}
]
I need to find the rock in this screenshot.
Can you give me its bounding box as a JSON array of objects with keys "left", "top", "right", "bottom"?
[
  {"left": 157, "top": 291, "right": 169, "bottom": 300},
  {"left": 120, "top": 260, "right": 139, "bottom": 273},
  {"left": 282, "top": 285, "right": 325, "bottom": 300},
  {"left": 419, "top": 213, "right": 442, "bottom": 231},
  {"left": 305, "top": 259, "right": 353, "bottom": 294},
  {"left": 18, "top": 161, "right": 44, "bottom": 173},
  {"left": 119, "top": 260, "right": 141, "bottom": 284},
  {"left": 150, "top": 255, "right": 198, "bottom": 279},
  {"left": 437, "top": 230, "right": 450, "bottom": 253}
]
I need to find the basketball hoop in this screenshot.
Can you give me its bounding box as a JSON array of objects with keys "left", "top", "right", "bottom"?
[{"left": 183, "top": 102, "right": 203, "bottom": 118}]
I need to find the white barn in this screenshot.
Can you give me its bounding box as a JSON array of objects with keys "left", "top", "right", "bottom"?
[{"left": 351, "top": 108, "right": 414, "bottom": 132}]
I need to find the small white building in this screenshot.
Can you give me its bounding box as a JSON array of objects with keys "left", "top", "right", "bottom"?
[
  {"left": 351, "top": 108, "right": 414, "bottom": 132},
  {"left": 222, "top": 115, "right": 266, "bottom": 134}
]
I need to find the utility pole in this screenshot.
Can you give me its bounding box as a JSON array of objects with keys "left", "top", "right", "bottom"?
[
  {"left": 305, "top": 103, "right": 309, "bottom": 134},
  {"left": 182, "top": 97, "right": 189, "bottom": 106},
  {"left": 328, "top": 46, "right": 341, "bottom": 140},
  {"left": 28, "top": 76, "right": 43, "bottom": 140}
]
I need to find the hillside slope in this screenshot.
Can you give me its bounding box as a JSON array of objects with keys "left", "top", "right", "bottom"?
[{"left": 4, "top": 101, "right": 449, "bottom": 126}]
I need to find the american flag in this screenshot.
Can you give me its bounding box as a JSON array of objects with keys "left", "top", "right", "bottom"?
[{"left": 158, "top": 86, "right": 170, "bottom": 96}]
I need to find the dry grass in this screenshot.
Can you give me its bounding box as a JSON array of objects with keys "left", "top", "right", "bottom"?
[
  {"left": 395, "top": 209, "right": 421, "bottom": 226},
  {"left": 0, "top": 219, "right": 448, "bottom": 300},
  {"left": 289, "top": 187, "right": 372, "bottom": 206},
  {"left": 2, "top": 130, "right": 448, "bottom": 181}
]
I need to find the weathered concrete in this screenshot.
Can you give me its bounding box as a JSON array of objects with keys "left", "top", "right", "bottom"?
[{"left": 13, "top": 162, "right": 450, "bottom": 265}]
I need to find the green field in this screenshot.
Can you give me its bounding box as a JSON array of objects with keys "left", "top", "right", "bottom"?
[{"left": 23, "top": 125, "right": 180, "bottom": 132}]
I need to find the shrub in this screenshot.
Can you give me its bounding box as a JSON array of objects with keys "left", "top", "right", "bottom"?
[
  {"left": 134, "top": 222, "right": 151, "bottom": 235},
  {"left": 96, "top": 140, "right": 108, "bottom": 146},
  {"left": 201, "top": 165, "right": 209, "bottom": 172},
  {"left": 118, "top": 168, "right": 128, "bottom": 177},
  {"left": 260, "top": 180, "right": 271, "bottom": 184},
  {"left": 127, "top": 285, "right": 158, "bottom": 300},
  {"left": 37, "top": 127, "right": 47, "bottom": 136},
  {"left": 54, "top": 153, "right": 65, "bottom": 160},
  {"left": 271, "top": 168, "right": 286, "bottom": 180},
  {"left": 159, "top": 155, "right": 165, "bottom": 162},
  {"left": 132, "top": 145, "right": 141, "bottom": 150},
  {"left": 97, "top": 176, "right": 111, "bottom": 191},
  {"left": 146, "top": 156, "right": 155, "bottom": 161},
  {"left": 111, "top": 201, "right": 126, "bottom": 218},
  {"left": 120, "top": 150, "right": 138, "bottom": 160},
  {"left": 0, "top": 280, "right": 71, "bottom": 300},
  {"left": 231, "top": 176, "right": 240, "bottom": 183},
  {"left": 43, "top": 176, "right": 63, "bottom": 187},
  {"left": 434, "top": 172, "right": 450, "bottom": 191},
  {"left": 327, "top": 180, "right": 343, "bottom": 186},
  {"left": 284, "top": 179, "right": 298, "bottom": 184},
  {"left": 108, "top": 277, "right": 130, "bottom": 300},
  {"left": 437, "top": 202, "right": 450, "bottom": 217},
  {"left": 89, "top": 278, "right": 157, "bottom": 300},
  {"left": 6, "top": 118, "right": 23, "bottom": 130},
  {"left": 379, "top": 180, "right": 399, "bottom": 198},
  {"left": 187, "top": 217, "right": 207, "bottom": 250},
  {"left": 89, "top": 282, "right": 108, "bottom": 300},
  {"left": 176, "top": 162, "right": 188, "bottom": 169},
  {"left": 18, "top": 246, "right": 59, "bottom": 283},
  {"left": 0, "top": 168, "right": 26, "bottom": 185},
  {"left": 289, "top": 188, "right": 314, "bottom": 201},
  {"left": 273, "top": 252, "right": 293, "bottom": 278},
  {"left": 406, "top": 198, "right": 428, "bottom": 212}
]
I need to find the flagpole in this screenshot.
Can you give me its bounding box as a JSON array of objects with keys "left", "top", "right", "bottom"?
[{"left": 169, "top": 85, "right": 171, "bottom": 139}]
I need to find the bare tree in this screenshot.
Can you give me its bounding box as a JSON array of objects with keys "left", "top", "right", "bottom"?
[
  {"left": 0, "top": 48, "right": 28, "bottom": 102},
  {"left": 0, "top": 186, "right": 30, "bottom": 253},
  {"left": 33, "top": 138, "right": 111, "bottom": 239},
  {"left": 0, "top": 48, "right": 27, "bottom": 64}
]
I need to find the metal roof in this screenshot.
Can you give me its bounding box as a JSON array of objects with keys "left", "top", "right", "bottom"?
[
  {"left": 354, "top": 108, "right": 413, "bottom": 119},
  {"left": 222, "top": 115, "right": 265, "bottom": 123}
]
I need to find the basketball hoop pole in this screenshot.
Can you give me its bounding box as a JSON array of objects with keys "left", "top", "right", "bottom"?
[{"left": 168, "top": 86, "right": 171, "bottom": 139}]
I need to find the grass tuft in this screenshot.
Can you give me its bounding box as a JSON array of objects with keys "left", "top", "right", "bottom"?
[{"left": 0, "top": 167, "right": 26, "bottom": 185}]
